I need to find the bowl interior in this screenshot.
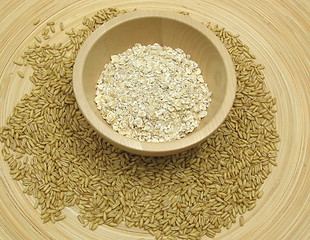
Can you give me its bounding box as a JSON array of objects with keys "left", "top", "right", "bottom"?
[{"left": 75, "top": 11, "right": 235, "bottom": 155}]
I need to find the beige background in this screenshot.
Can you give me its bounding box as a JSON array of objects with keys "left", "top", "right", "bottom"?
[{"left": 0, "top": 0, "right": 309, "bottom": 239}]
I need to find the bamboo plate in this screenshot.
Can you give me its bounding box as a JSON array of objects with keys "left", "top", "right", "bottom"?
[{"left": 0, "top": 0, "right": 309, "bottom": 239}]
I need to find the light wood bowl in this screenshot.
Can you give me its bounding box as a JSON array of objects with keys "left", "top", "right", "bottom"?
[{"left": 73, "top": 10, "right": 236, "bottom": 156}]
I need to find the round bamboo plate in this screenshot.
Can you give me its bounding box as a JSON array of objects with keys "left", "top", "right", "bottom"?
[{"left": 0, "top": 0, "right": 309, "bottom": 239}]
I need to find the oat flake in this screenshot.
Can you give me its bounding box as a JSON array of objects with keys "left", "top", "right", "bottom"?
[{"left": 95, "top": 43, "right": 212, "bottom": 142}]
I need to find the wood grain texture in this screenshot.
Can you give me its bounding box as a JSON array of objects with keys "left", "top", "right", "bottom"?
[
  {"left": 0, "top": 0, "right": 309, "bottom": 239},
  {"left": 73, "top": 10, "right": 236, "bottom": 156}
]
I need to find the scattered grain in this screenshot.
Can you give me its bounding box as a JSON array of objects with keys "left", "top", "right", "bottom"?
[
  {"left": 178, "top": 11, "right": 190, "bottom": 15},
  {"left": 50, "top": 25, "right": 55, "bottom": 33},
  {"left": 35, "top": 36, "right": 42, "bottom": 43},
  {"left": 47, "top": 21, "right": 55, "bottom": 26},
  {"left": 257, "top": 191, "right": 264, "bottom": 199},
  {"left": 239, "top": 216, "right": 245, "bottom": 226},
  {"left": 13, "top": 61, "right": 23, "bottom": 66},
  {"left": 60, "top": 22, "right": 64, "bottom": 31},
  {"left": 33, "top": 19, "right": 40, "bottom": 25},
  {"left": 17, "top": 71, "right": 24, "bottom": 78},
  {"left": 55, "top": 215, "right": 66, "bottom": 221}
]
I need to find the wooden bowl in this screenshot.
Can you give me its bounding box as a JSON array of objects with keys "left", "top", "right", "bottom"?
[{"left": 73, "top": 10, "right": 236, "bottom": 156}]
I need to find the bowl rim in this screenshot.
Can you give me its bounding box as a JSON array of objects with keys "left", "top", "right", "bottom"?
[{"left": 73, "top": 9, "right": 236, "bottom": 156}]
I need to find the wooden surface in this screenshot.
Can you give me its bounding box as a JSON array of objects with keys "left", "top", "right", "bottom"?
[
  {"left": 0, "top": 0, "right": 309, "bottom": 239},
  {"left": 73, "top": 10, "right": 236, "bottom": 156}
]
